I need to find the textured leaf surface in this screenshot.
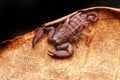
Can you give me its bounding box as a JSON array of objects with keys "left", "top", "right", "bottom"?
[{"left": 0, "top": 7, "right": 120, "bottom": 80}]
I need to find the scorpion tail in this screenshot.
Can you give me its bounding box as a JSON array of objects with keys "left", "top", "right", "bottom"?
[
  {"left": 32, "top": 27, "right": 45, "bottom": 48},
  {"left": 87, "top": 12, "right": 98, "bottom": 22}
]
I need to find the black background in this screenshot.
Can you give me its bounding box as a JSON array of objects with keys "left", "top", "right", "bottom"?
[{"left": 1, "top": 0, "right": 120, "bottom": 42}]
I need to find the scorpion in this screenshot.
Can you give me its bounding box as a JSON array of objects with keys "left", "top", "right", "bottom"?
[{"left": 32, "top": 11, "right": 98, "bottom": 59}]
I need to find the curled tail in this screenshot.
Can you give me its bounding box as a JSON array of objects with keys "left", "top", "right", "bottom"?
[{"left": 87, "top": 12, "right": 99, "bottom": 22}]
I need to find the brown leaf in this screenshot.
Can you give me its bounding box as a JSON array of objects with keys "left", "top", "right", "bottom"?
[{"left": 0, "top": 7, "right": 120, "bottom": 80}]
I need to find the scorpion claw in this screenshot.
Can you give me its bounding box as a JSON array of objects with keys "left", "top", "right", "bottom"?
[
  {"left": 48, "top": 50, "right": 72, "bottom": 59},
  {"left": 32, "top": 27, "right": 44, "bottom": 48},
  {"left": 48, "top": 50, "right": 54, "bottom": 56}
]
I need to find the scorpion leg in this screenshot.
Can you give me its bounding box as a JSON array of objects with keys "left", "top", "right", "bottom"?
[
  {"left": 48, "top": 43, "right": 73, "bottom": 58},
  {"left": 62, "top": 17, "right": 70, "bottom": 26},
  {"left": 70, "top": 32, "right": 82, "bottom": 42},
  {"left": 32, "top": 27, "right": 45, "bottom": 48},
  {"left": 70, "top": 25, "right": 84, "bottom": 42},
  {"left": 80, "top": 32, "right": 91, "bottom": 47},
  {"left": 70, "top": 32, "right": 83, "bottom": 48}
]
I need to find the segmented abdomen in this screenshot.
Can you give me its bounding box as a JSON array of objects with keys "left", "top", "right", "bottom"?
[
  {"left": 63, "top": 13, "right": 83, "bottom": 37},
  {"left": 54, "top": 13, "right": 82, "bottom": 40}
]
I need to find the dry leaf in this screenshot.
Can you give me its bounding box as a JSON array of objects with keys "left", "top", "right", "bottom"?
[{"left": 0, "top": 7, "right": 120, "bottom": 80}]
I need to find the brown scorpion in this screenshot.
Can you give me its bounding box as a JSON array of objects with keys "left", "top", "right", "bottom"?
[{"left": 32, "top": 11, "right": 98, "bottom": 59}]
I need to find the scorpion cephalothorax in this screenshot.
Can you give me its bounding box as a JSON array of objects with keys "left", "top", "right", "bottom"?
[{"left": 32, "top": 11, "right": 99, "bottom": 59}]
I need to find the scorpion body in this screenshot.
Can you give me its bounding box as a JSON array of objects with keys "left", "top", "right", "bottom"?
[{"left": 32, "top": 11, "right": 98, "bottom": 59}]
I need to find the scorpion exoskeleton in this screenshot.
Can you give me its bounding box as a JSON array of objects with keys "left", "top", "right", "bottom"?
[{"left": 32, "top": 11, "right": 99, "bottom": 59}]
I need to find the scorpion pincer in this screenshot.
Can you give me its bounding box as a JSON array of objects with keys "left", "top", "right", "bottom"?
[{"left": 32, "top": 11, "right": 99, "bottom": 59}]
